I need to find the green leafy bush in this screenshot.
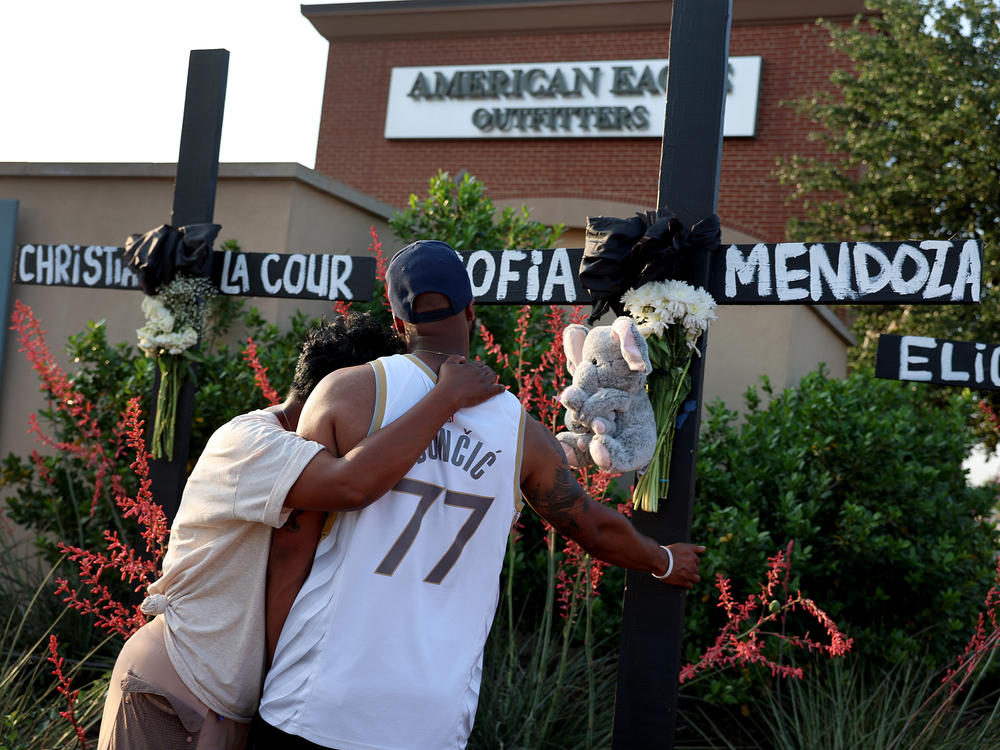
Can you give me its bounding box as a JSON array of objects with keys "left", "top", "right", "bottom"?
[{"left": 688, "top": 369, "right": 998, "bottom": 671}]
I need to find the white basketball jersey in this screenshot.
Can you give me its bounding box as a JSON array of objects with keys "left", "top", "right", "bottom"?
[{"left": 260, "top": 353, "right": 527, "bottom": 750}]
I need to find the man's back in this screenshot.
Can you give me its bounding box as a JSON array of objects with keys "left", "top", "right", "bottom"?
[{"left": 259, "top": 353, "right": 525, "bottom": 750}]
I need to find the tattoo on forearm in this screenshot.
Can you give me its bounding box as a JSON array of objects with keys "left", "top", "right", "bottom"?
[{"left": 527, "top": 454, "right": 589, "bottom": 538}]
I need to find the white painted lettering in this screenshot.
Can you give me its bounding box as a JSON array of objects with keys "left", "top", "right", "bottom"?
[
  {"left": 774, "top": 243, "right": 809, "bottom": 301},
  {"left": 55, "top": 244, "right": 72, "bottom": 284},
  {"left": 940, "top": 342, "right": 969, "bottom": 381},
  {"left": 71, "top": 247, "right": 80, "bottom": 285},
  {"left": 102, "top": 247, "right": 116, "bottom": 286},
  {"left": 120, "top": 265, "right": 138, "bottom": 288},
  {"left": 261, "top": 254, "right": 282, "bottom": 294},
  {"left": 329, "top": 256, "right": 353, "bottom": 300},
  {"left": 951, "top": 239, "right": 981, "bottom": 301},
  {"left": 889, "top": 243, "right": 930, "bottom": 295},
  {"left": 283, "top": 254, "right": 307, "bottom": 295},
  {"left": 853, "top": 243, "right": 892, "bottom": 296},
  {"left": 975, "top": 343, "right": 986, "bottom": 383},
  {"left": 219, "top": 252, "right": 239, "bottom": 294},
  {"left": 526, "top": 250, "right": 543, "bottom": 301},
  {"left": 810, "top": 242, "right": 855, "bottom": 301},
  {"left": 921, "top": 241, "right": 953, "bottom": 299},
  {"left": 992, "top": 348, "right": 1000, "bottom": 387},
  {"left": 899, "top": 335, "right": 935, "bottom": 382},
  {"left": 466, "top": 250, "right": 496, "bottom": 296},
  {"left": 37, "top": 245, "right": 54, "bottom": 285},
  {"left": 82, "top": 246, "right": 102, "bottom": 285},
  {"left": 18, "top": 244, "right": 35, "bottom": 282},
  {"left": 231, "top": 253, "right": 249, "bottom": 293},
  {"left": 305, "top": 254, "right": 329, "bottom": 297},
  {"left": 725, "top": 243, "right": 771, "bottom": 298},
  {"left": 542, "top": 248, "right": 576, "bottom": 302},
  {"left": 497, "top": 250, "right": 526, "bottom": 301}
]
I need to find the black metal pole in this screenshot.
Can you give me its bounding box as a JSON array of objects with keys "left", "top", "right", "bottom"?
[
  {"left": 149, "top": 49, "right": 228, "bottom": 525},
  {"left": 612, "top": 2, "right": 732, "bottom": 747}
]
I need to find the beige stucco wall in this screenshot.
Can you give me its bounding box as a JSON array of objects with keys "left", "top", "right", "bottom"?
[{"left": 0, "top": 163, "right": 397, "bottom": 465}]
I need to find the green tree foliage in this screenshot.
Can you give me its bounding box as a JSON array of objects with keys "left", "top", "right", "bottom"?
[
  {"left": 388, "top": 170, "right": 566, "bottom": 362},
  {"left": 390, "top": 169, "right": 564, "bottom": 253},
  {"left": 690, "top": 369, "right": 998, "bottom": 672},
  {"left": 776, "top": 0, "right": 1000, "bottom": 383}
]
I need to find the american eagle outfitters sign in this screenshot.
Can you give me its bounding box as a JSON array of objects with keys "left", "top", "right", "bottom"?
[{"left": 384, "top": 57, "right": 762, "bottom": 139}]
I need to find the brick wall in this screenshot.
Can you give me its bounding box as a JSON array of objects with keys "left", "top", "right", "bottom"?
[{"left": 315, "top": 22, "right": 849, "bottom": 241}]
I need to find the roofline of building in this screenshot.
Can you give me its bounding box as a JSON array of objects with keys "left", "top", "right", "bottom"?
[
  {"left": 0, "top": 162, "right": 397, "bottom": 221},
  {"left": 302, "top": 0, "right": 877, "bottom": 41}
]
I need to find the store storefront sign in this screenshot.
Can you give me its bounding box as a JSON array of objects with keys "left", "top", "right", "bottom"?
[{"left": 385, "top": 57, "right": 762, "bottom": 139}]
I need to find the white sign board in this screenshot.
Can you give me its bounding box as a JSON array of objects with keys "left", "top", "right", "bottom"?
[{"left": 385, "top": 57, "right": 762, "bottom": 139}]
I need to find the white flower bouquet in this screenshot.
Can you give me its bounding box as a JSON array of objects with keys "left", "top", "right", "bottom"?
[
  {"left": 136, "top": 276, "right": 216, "bottom": 459},
  {"left": 621, "top": 279, "right": 717, "bottom": 512}
]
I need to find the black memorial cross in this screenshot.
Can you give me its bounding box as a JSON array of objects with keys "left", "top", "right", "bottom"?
[
  {"left": 148, "top": 49, "right": 229, "bottom": 525},
  {"left": 612, "top": 2, "right": 731, "bottom": 747}
]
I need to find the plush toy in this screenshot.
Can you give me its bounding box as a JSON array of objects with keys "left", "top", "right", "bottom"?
[{"left": 556, "top": 316, "right": 657, "bottom": 473}]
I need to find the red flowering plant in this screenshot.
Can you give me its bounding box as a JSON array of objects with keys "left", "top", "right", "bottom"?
[
  {"left": 47, "top": 635, "right": 90, "bottom": 750},
  {"left": 2, "top": 302, "right": 152, "bottom": 598},
  {"left": 475, "top": 304, "right": 633, "bottom": 749},
  {"left": 680, "top": 541, "right": 852, "bottom": 686},
  {"left": 54, "top": 396, "right": 167, "bottom": 639}
]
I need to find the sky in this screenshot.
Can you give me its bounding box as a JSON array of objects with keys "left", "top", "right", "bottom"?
[{"left": 0, "top": 0, "right": 400, "bottom": 167}]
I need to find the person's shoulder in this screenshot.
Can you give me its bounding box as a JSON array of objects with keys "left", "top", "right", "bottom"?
[
  {"left": 196, "top": 409, "right": 291, "bottom": 462},
  {"left": 225, "top": 409, "right": 281, "bottom": 433},
  {"left": 308, "top": 362, "right": 377, "bottom": 402}
]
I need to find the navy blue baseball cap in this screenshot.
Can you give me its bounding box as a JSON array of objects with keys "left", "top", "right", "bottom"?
[{"left": 386, "top": 240, "right": 474, "bottom": 323}]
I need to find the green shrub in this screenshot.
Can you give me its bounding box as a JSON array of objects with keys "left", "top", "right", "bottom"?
[{"left": 688, "top": 369, "right": 998, "bottom": 672}]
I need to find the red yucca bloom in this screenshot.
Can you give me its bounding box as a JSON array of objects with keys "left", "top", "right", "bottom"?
[
  {"left": 11, "top": 300, "right": 122, "bottom": 515},
  {"left": 333, "top": 226, "right": 390, "bottom": 317},
  {"left": 680, "top": 541, "right": 853, "bottom": 684},
  {"left": 55, "top": 397, "right": 167, "bottom": 639},
  {"left": 478, "top": 305, "right": 618, "bottom": 618},
  {"left": 944, "top": 555, "right": 1000, "bottom": 695},
  {"left": 980, "top": 400, "right": 999, "bottom": 429},
  {"left": 47, "top": 635, "right": 88, "bottom": 750},
  {"left": 242, "top": 337, "right": 281, "bottom": 406}
]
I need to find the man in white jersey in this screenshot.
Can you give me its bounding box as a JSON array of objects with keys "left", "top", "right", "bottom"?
[
  {"left": 256, "top": 240, "right": 705, "bottom": 750},
  {"left": 98, "top": 312, "right": 502, "bottom": 750}
]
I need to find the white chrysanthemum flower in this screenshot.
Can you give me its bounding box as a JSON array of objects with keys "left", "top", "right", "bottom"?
[
  {"left": 685, "top": 288, "right": 718, "bottom": 327},
  {"left": 659, "top": 280, "right": 699, "bottom": 320}
]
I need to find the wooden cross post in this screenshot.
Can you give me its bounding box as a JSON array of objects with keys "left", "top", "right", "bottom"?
[
  {"left": 612, "top": 2, "right": 732, "bottom": 746},
  {"left": 148, "top": 49, "right": 229, "bottom": 523}
]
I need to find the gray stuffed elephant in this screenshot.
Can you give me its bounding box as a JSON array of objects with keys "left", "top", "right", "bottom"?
[{"left": 556, "top": 316, "right": 657, "bottom": 473}]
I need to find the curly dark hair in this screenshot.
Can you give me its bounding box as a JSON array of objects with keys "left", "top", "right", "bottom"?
[{"left": 287, "top": 312, "right": 405, "bottom": 403}]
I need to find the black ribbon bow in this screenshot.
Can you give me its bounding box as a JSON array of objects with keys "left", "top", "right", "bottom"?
[
  {"left": 123, "top": 223, "right": 220, "bottom": 295},
  {"left": 579, "top": 210, "right": 721, "bottom": 325}
]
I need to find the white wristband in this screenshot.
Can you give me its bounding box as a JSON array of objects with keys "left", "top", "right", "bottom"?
[{"left": 652, "top": 545, "right": 674, "bottom": 580}]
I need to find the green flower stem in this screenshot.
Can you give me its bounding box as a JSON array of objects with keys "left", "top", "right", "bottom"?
[
  {"left": 152, "top": 355, "right": 182, "bottom": 461},
  {"left": 633, "top": 357, "right": 693, "bottom": 512}
]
